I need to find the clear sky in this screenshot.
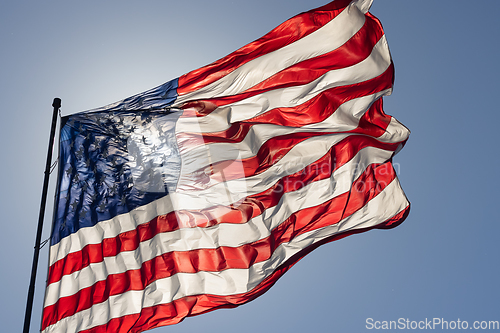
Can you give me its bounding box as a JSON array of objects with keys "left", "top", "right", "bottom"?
[{"left": 1, "top": 1, "right": 499, "bottom": 332}]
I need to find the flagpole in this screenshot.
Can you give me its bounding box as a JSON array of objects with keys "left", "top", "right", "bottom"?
[{"left": 23, "top": 98, "right": 61, "bottom": 333}]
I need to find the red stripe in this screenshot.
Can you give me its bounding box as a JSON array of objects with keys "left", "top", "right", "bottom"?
[
  {"left": 175, "top": 65, "right": 394, "bottom": 150},
  {"left": 43, "top": 162, "right": 397, "bottom": 329},
  {"left": 73, "top": 207, "right": 411, "bottom": 333},
  {"left": 47, "top": 131, "right": 401, "bottom": 287},
  {"left": 201, "top": 18, "right": 386, "bottom": 110},
  {"left": 224, "top": 63, "right": 392, "bottom": 130},
  {"left": 178, "top": 98, "right": 393, "bottom": 187},
  {"left": 176, "top": 0, "right": 352, "bottom": 95},
  {"left": 177, "top": 17, "right": 386, "bottom": 119}
]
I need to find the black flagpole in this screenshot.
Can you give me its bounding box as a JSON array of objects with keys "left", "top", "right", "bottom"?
[{"left": 23, "top": 98, "right": 61, "bottom": 333}]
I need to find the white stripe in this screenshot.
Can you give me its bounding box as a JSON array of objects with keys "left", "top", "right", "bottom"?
[
  {"left": 43, "top": 178, "right": 408, "bottom": 333},
  {"left": 48, "top": 116, "right": 406, "bottom": 267},
  {"left": 177, "top": 88, "right": 391, "bottom": 177},
  {"left": 353, "top": 0, "right": 373, "bottom": 14},
  {"left": 172, "top": 4, "right": 366, "bottom": 105},
  {"left": 176, "top": 90, "right": 390, "bottom": 183},
  {"left": 175, "top": 36, "right": 390, "bottom": 135},
  {"left": 45, "top": 146, "right": 395, "bottom": 306}
]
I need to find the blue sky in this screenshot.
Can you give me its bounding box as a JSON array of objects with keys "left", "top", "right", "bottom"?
[{"left": 1, "top": 1, "right": 499, "bottom": 332}]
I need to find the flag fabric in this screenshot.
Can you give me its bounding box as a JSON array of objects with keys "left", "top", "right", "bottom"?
[{"left": 42, "top": 0, "right": 410, "bottom": 332}]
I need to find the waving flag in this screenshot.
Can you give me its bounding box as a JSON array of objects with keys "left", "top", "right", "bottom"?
[{"left": 42, "top": 0, "right": 410, "bottom": 332}]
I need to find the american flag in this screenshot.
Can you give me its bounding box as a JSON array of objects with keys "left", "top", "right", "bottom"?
[{"left": 42, "top": 0, "right": 410, "bottom": 332}]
